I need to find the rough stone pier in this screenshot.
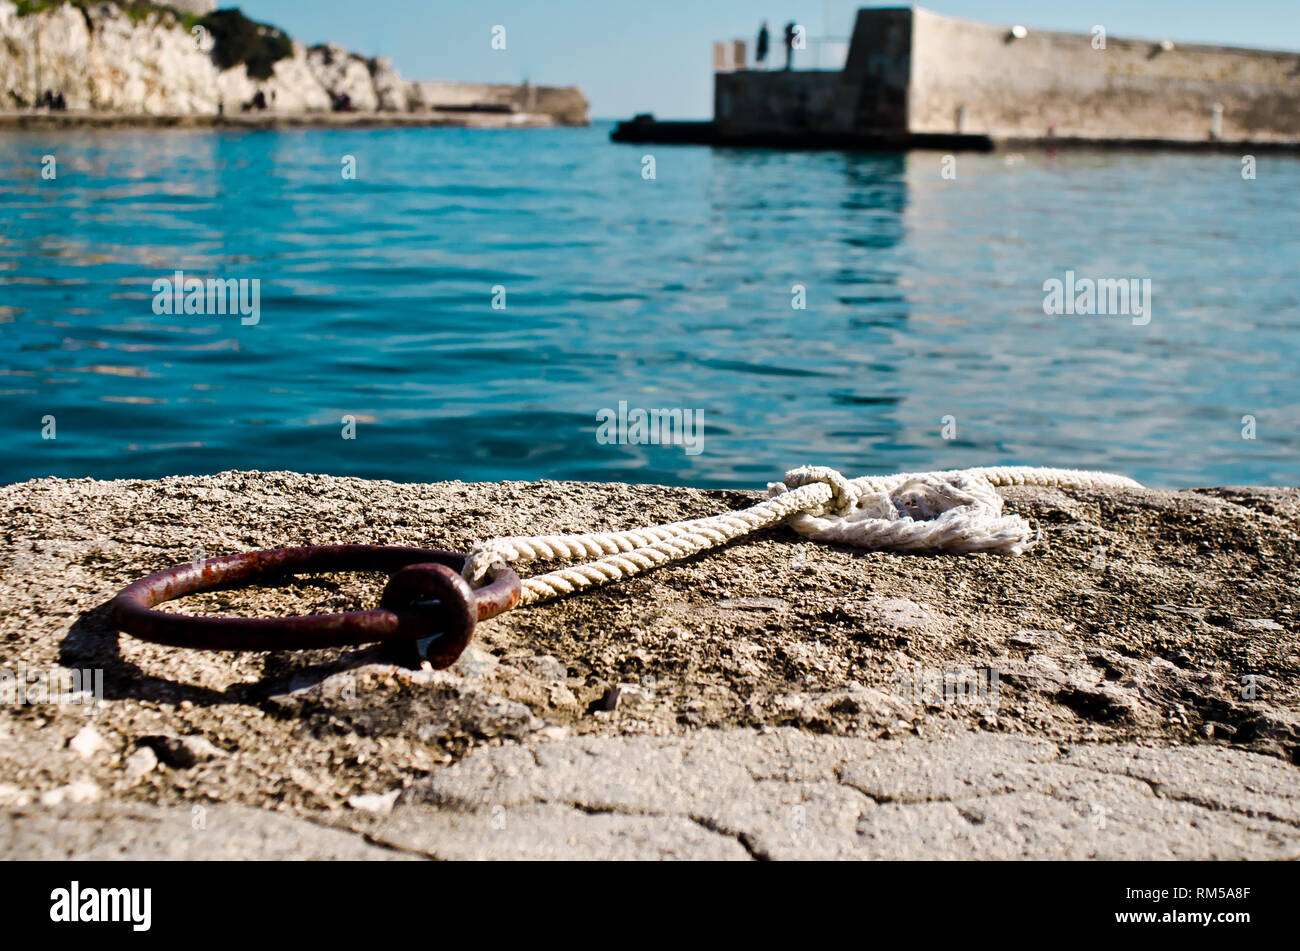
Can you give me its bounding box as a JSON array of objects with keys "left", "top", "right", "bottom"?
[
  {"left": 615, "top": 6, "right": 1300, "bottom": 150},
  {"left": 2, "top": 472, "right": 1298, "bottom": 859}
]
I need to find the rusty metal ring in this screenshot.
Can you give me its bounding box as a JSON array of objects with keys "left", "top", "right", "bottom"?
[{"left": 107, "top": 545, "right": 521, "bottom": 668}]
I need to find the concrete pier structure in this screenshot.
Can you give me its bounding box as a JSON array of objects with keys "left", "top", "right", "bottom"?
[{"left": 614, "top": 7, "right": 1300, "bottom": 149}]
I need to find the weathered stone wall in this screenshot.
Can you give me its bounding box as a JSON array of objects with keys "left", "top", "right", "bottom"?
[
  {"left": 709, "top": 6, "right": 1300, "bottom": 145},
  {"left": 907, "top": 7, "right": 1300, "bottom": 142},
  {"left": 841, "top": 6, "right": 912, "bottom": 132},
  {"left": 412, "top": 80, "right": 589, "bottom": 125},
  {"left": 713, "top": 70, "right": 857, "bottom": 138}
]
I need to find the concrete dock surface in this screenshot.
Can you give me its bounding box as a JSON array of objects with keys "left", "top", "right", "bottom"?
[{"left": 2, "top": 471, "right": 1297, "bottom": 859}]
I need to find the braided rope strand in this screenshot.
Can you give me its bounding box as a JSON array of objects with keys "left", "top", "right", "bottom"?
[{"left": 461, "top": 466, "right": 1141, "bottom": 607}]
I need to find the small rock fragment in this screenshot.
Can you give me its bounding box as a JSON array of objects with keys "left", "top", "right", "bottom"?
[
  {"left": 0, "top": 783, "right": 31, "bottom": 807},
  {"left": 40, "top": 780, "right": 100, "bottom": 807},
  {"left": 347, "top": 790, "right": 401, "bottom": 815},
  {"left": 124, "top": 746, "right": 158, "bottom": 780},
  {"left": 1238, "top": 618, "right": 1284, "bottom": 632},
  {"left": 68, "top": 725, "right": 108, "bottom": 759}
]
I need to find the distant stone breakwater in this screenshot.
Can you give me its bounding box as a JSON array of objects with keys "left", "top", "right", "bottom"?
[{"left": 0, "top": 0, "right": 587, "bottom": 124}]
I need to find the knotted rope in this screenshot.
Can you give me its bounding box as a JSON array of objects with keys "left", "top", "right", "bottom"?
[{"left": 461, "top": 466, "right": 1141, "bottom": 607}]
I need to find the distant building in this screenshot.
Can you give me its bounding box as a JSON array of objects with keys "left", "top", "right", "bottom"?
[{"left": 635, "top": 6, "right": 1300, "bottom": 147}]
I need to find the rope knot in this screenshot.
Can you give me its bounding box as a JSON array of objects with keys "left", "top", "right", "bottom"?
[
  {"left": 777, "top": 466, "right": 860, "bottom": 516},
  {"left": 462, "top": 544, "right": 509, "bottom": 586}
]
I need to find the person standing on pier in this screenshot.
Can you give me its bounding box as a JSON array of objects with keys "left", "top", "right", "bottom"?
[
  {"left": 756, "top": 21, "right": 770, "bottom": 69},
  {"left": 783, "top": 21, "right": 797, "bottom": 69}
]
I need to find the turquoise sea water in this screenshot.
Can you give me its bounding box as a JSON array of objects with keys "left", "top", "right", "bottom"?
[{"left": 1, "top": 123, "right": 1297, "bottom": 488}]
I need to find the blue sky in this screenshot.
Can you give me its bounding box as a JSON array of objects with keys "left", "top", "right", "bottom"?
[{"left": 244, "top": 1, "right": 1300, "bottom": 119}]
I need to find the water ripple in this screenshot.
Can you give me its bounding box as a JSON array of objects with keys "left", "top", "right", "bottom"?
[{"left": 1, "top": 125, "right": 1297, "bottom": 487}]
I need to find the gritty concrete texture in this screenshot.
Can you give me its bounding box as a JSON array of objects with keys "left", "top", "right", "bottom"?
[
  {"left": 3, "top": 802, "right": 420, "bottom": 860},
  {"left": 1, "top": 470, "right": 1298, "bottom": 859},
  {"left": 368, "top": 730, "right": 1300, "bottom": 860}
]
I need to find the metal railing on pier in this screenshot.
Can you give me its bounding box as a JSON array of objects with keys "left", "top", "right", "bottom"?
[{"left": 712, "top": 36, "right": 850, "bottom": 72}]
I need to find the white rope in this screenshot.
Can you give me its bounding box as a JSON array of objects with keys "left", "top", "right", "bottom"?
[{"left": 462, "top": 465, "right": 1141, "bottom": 607}]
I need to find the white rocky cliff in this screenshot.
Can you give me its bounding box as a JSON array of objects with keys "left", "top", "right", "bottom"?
[
  {"left": 0, "top": 0, "right": 406, "bottom": 114},
  {"left": 0, "top": 0, "right": 579, "bottom": 118}
]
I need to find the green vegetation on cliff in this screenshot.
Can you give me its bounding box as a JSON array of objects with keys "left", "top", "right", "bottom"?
[
  {"left": 15, "top": 0, "right": 198, "bottom": 27},
  {"left": 198, "top": 8, "right": 292, "bottom": 81}
]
